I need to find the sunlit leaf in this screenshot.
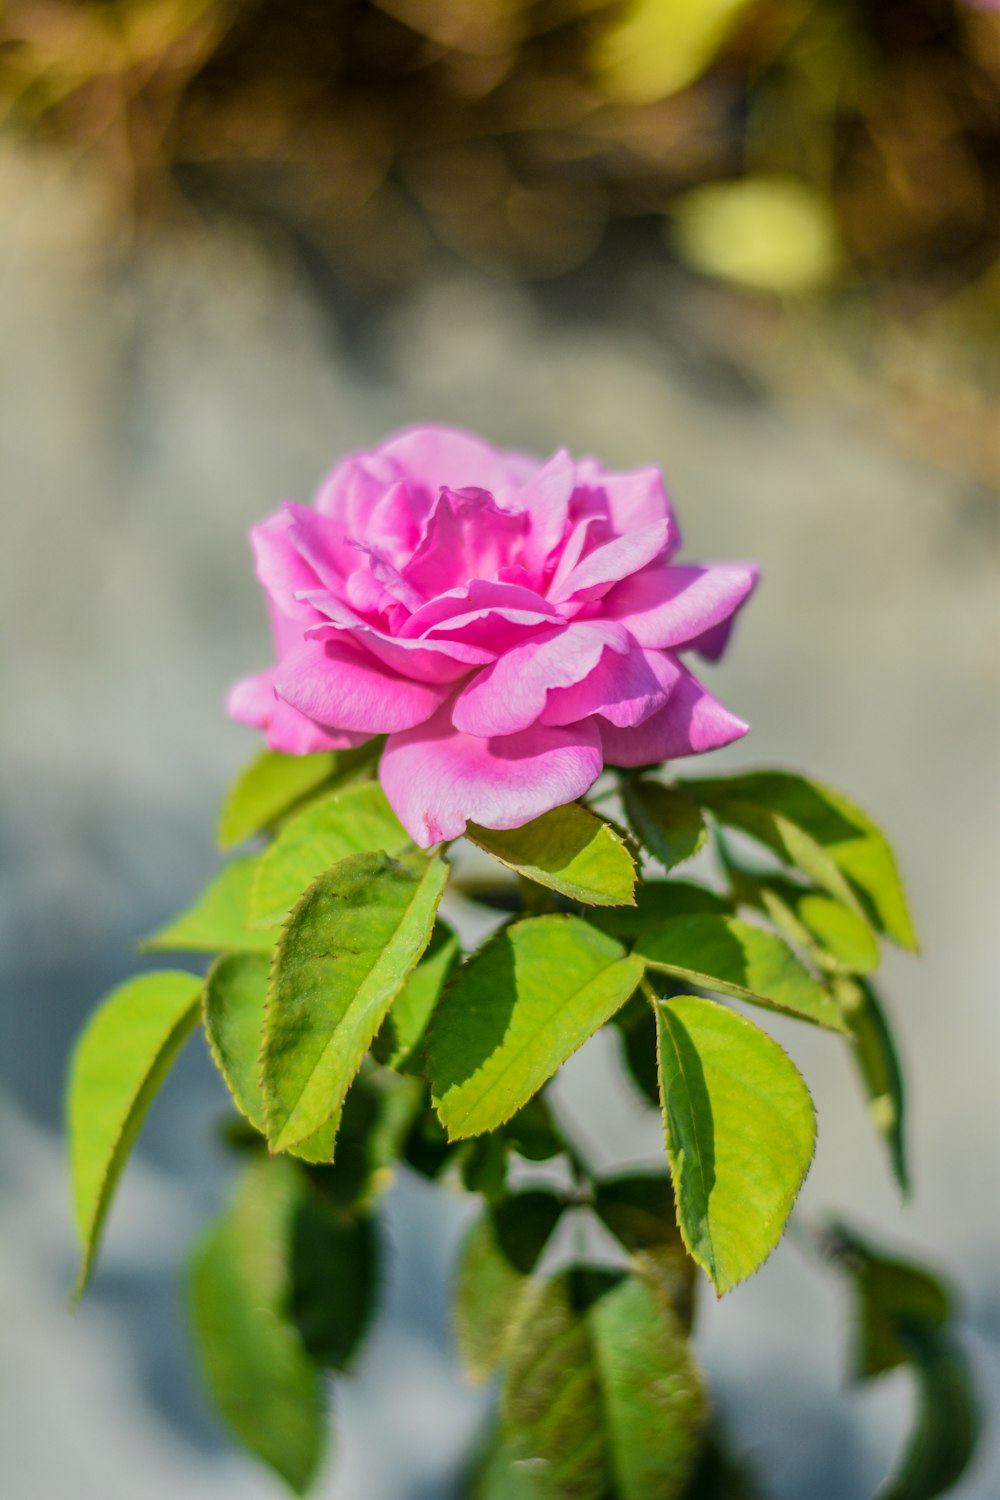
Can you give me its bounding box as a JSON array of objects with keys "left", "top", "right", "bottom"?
[
  {"left": 673, "top": 177, "right": 841, "bottom": 294},
  {"left": 188, "top": 1157, "right": 326, "bottom": 1494},
  {"left": 68, "top": 969, "right": 202, "bottom": 1293},
  {"left": 429, "top": 916, "right": 644, "bottom": 1139},
  {"left": 468, "top": 803, "right": 636, "bottom": 907},
  {"left": 656, "top": 996, "right": 816, "bottom": 1294},
  {"left": 637, "top": 913, "right": 846, "bottom": 1031},
  {"left": 141, "top": 857, "right": 281, "bottom": 954},
  {"left": 249, "top": 781, "right": 410, "bottom": 927},
  {"left": 264, "top": 850, "right": 447, "bottom": 1152},
  {"left": 218, "top": 748, "right": 338, "bottom": 849},
  {"left": 203, "top": 952, "right": 337, "bottom": 1164},
  {"left": 684, "top": 771, "right": 917, "bottom": 949}
]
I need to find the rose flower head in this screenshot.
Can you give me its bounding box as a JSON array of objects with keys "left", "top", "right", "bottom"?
[{"left": 229, "top": 426, "right": 758, "bottom": 846}]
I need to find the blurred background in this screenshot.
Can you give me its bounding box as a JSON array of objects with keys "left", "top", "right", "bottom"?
[{"left": 1, "top": 1, "right": 999, "bottom": 1495}]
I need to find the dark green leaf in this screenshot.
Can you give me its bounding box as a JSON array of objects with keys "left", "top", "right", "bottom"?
[
  {"left": 188, "top": 1158, "right": 326, "bottom": 1494},
  {"left": 833, "top": 977, "right": 909, "bottom": 1194},
  {"left": 503, "top": 1096, "right": 565, "bottom": 1162},
  {"left": 638, "top": 914, "right": 847, "bottom": 1032},
  {"left": 141, "top": 858, "right": 281, "bottom": 954},
  {"left": 656, "top": 997, "right": 816, "bottom": 1294},
  {"left": 264, "top": 850, "right": 447, "bottom": 1152},
  {"left": 68, "top": 969, "right": 202, "bottom": 1293},
  {"left": 594, "top": 1173, "right": 696, "bottom": 1327},
  {"left": 492, "top": 1190, "right": 565, "bottom": 1275},
  {"left": 218, "top": 749, "right": 338, "bottom": 850},
  {"left": 461, "top": 1134, "right": 509, "bottom": 1200},
  {"left": 429, "top": 916, "right": 644, "bottom": 1139},
  {"left": 683, "top": 771, "right": 918, "bottom": 950},
  {"left": 624, "top": 781, "right": 708, "bottom": 871},
  {"left": 593, "top": 881, "right": 730, "bottom": 944},
  {"left": 289, "top": 1193, "right": 379, "bottom": 1371},
  {"left": 468, "top": 803, "right": 636, "bottom": 907},
  {"left": 304, "top": 1067, "right": 410, "bottom": 1212},
  {"left": 503, "top": 1269, "right": 707, "bottom": 1499},
  {"left": 827, "top": 1224, "right": 950, "bottom": 1381},
  {"left": 250, "top": 781, "right": 411, "bottom": 927},
  {"left": 202, "top": 952, "right": 337, "bottom": 1164}
]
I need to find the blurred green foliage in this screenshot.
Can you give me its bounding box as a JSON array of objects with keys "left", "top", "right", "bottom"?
[{"left": 2, "top": 0, "right": 999, "bottom": 297}]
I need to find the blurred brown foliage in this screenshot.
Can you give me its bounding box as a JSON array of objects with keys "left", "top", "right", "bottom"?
[{"left": 2, "top": 0, "right": 999, "bottom": 293}]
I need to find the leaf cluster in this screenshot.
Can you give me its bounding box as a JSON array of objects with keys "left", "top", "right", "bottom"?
[{"left": 66, "top": 748, "right": 979, "bottom": 1498}]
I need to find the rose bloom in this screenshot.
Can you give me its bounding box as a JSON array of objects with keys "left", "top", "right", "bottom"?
[{"left": 229, "top": 426, "right": 758, "bottom": 846}]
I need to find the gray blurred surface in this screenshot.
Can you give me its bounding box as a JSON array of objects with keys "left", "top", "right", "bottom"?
[{"left": 1, "top": 141, "right": 998, "bottom": 1498}]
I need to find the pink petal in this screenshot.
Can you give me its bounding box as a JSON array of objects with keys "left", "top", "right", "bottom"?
[
  {"left": 603, "top": 562, "right": 759, "bottom": 650},
  {"left": 541, "top": 646, "right": 682, "bottom": 729},
  {"left": 404, "top": 487, "right": 526, "bottom": 599},
  {"left": 304, "top": 617, "right": 492, "bottom": 684},
  {"left": 227, "top": 669, "right": 368, "bottom": 752},
  {"left": 452, "top": 620, "right": 630, "bottom": 737},
  {"left": 598, "top": 659, "right": 749, "bottom": 766},
  {"left": 517, "top": 449, "right": 577, "bottom": 578},
  {"left": 402, "top": 579, "right": 561, "bottom": 654},
  {"left": 251, "top": 512, "right": 326, "bottom": 623},
  {"left": 227, "top": 670, "right": 277, "bottom": 729},
  {"left": 575, "top": 459, "right": 681, "bottom": 551},
  {"left": 380, "top": 706, "right": 603, "bottom": 845},
  {"left": 548, "top": 519, "right": 672, "bottom": 606},
  {"left": 274, "top": 639, "right": 449, "bottom": 734},
  {"left": 377, "top": 424, "right": 539, "bottom": 499}
]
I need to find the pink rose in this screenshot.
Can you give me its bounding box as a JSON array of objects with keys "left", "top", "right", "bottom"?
[{"left": 229, "top": 425, "right": 757, "bottom": 846}]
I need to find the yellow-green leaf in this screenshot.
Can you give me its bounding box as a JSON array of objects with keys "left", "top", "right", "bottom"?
[
  {"left": 141, "top": 857, "right": 281, "bottom": 954},
  {"left": 468, "top": 803, "right": 636, "bottom": 907}
]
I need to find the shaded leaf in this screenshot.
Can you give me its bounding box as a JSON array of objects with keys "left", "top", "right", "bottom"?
[
  {"left": 141, "top": 857, "right": 281, "bottom": 954},
  {"left": 594, "top": 1172, "right": 696, "bottom": 1328},
  {"left": 503, "top": 1096, "right": 565, "bottom": 1162},
  {"left": 429, "top": 916, "right": 644, "bottom": 1139},
  {"left": 503, "top": 1269, "right": 707, "bottom": 1499},
  {"left": 833, "top": 977, "right": 909, "bottom": 1194},
  {"left": 188, "top": 1157, "right": 326, "bottom": 1495},
  {"left": 468, "top": 803, "right": 636, "bottom": 907},
  {"left": 656, "top": 997, "right": 816, "bottom": 1294},
  {"left": 372, "top": 920, "right": 461, "bottom": 1071},
  {"left": 264, "top": 851, "right": 447, "bottom": 1152},
  {"left": 250, "top": 780, "right": 411, "bottom": 927},
  {"left": 68, "top": 969, "right": 202, "bottom": 1293},
  {"left": 593, "top": 880, "right": 730, "bottom": 944},
  {"left": 624, "top": 781, "right": 708, "bottom": 871},
  {"left": 218, "top": 748, "right": 338, "bottom": 850},
  {"left": 638, "top": 914, "right": 846, "bottom": 1032},
  {"left": 289, "top": 1193, "right": 379, "bottom": 1371},
  {"left": 759, "top": 884, "right": 879, "bottom": 976},
  {"left": 683, "top": 771, "right": 918, "bottom": 950},
  {"left": 203, "top": 952, "right": 337, "bottom": 1164},
  {"left": 461, "top": 1134, "right": 509, "bottom": 1201},
  {"left": 827, "top": 1223, "right": 950, "bottom": 1381}
]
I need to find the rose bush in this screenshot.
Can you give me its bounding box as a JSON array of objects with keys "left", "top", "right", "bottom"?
[{"left": 229, "top": 425, "right": 758, "bottom": 844}]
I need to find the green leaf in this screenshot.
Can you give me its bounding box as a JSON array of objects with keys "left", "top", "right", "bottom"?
[
  {"left": 760, "top": 884, "right": 879, "bottom": 975},
  {"left": 827, "top": 1224, "right": 979, "bottom": 1500},
  {"left": 250, "top": 781, "right": 411, "bottom": 927},
  {"left": 372, "top": 920, "right": 461, "bottom": 1070},
  {"left": 305, "top": 1066, "right": 411, "bottom": 1211},
  {"left": 68, "top": 969, "right": 202, "bottom": 1293},
  {"left": 429, "top": 916, "right": 644, "bottom": 1139},
  {"left": 264, "top": 850, "right": 448, "bottom": 1152},
  {"left": 833, "top": 977, "right": 909, "bottom": 1194},
  {"left": 467, "top": 803, "right": 636, "bottom": 907},
  {"left": 141, "top": 857, "right": 282, "bottom": 954},
  {"left": 218, "top": 749, "right": 337, "bottom": 850},
  {"left": 623, "top": 781, "right": 708, "bottom": 871},
  {"left": 289, "top": 1193, "right": 379, "bottom": 1371},
  {"left": 188, "top": 1158, "right": 326, "bottom": 1494},
  {"left": 683, "top": 771, "right": 918, "bottom": 950},
  {"left": 455, "top": 1192, "right": 564, "bottom": 1383},
  {"left": 593, "top": 880, "right": 730, "bottom": 943},
  {"left": 503, "top": 1269, "right": 707, "bottom": 1499},
  {"left": 202, "top": 953, "right": 338, "bottom": 1164},
  {"left": 637, "top": 913, "right": 847, "bottom": 1032},
  {"left": 655, "top": 996, "right": 816, "bottom": 1294}
]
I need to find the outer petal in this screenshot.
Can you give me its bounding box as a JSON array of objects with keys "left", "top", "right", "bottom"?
[
  {"left": 274, "top": 639, "right": 449, "bottom": 733},
  {"left": 380, "top": 707, "right": 603, "bottom": 845},
  {"left": 541, "top": 646, "right": 681, "bottom": 729},
  {"left": 452, "top": 620, "right": 630, "bottom": 737},
  {"left": 377, "top": 424, "right": 539, "bottom": 498},
  {"left": 598, "top": 659, "right": 749, "bottom": 766},
  {"left": 548, "top": 519, "right": 672, "bottom": 606},
  {"left": 251, "top": 511, "right": 326, "bottom": 622},
  {"left": 603, "top": 562, "right": 759, "bottom": 650},
  {"left": 227, "top": 669, "right": 367, "bottom": 752}
]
